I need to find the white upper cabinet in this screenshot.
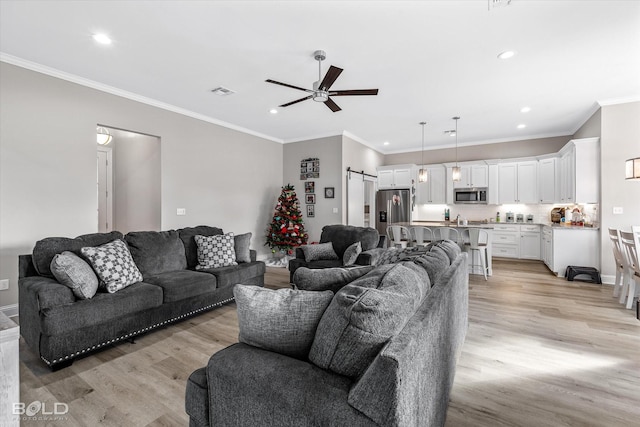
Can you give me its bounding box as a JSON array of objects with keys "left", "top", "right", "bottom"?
[
  {"left": 377, "top": 165, "right": 415, "bottom": 189},
  {"left": 498, "top": 161, "right": 538, "bottom": 204},
  {"left": 538, "top": 157, "right": 557, "bottom": 204},
  {"left": 558, "top": 138, "right": 599, "bottom": 204},
  {"left": 416, "top": 166, "right": 446, "bottom": 204},
  {"left": 453, "top": 164, "right": 488, "bottom": 188}
]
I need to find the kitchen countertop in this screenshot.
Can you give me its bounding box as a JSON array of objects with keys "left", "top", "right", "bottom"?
[{"left": 404, "top": 221, "right": 600, "bottom": 230}]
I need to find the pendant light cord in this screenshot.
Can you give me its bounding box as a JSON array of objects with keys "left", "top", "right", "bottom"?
[
  {"left": 453, "top": 116, "right": 460, "bottom": 166},
  {"left": 420, "top": 121, "right": 426, "bottom": 168}
]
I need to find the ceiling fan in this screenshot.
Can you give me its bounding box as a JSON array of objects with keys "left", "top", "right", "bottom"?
[{"left": 266, "top": 50, "right": 379, "bottom": 112}]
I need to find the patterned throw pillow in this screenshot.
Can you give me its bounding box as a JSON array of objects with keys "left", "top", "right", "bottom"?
[
  {"left": 194, "top": 233, "right": 238, "bottom": 269},
  {"left": 80, "top": 239, "right": 143, "bottom": 293},
  {"left": 342, "top": 241, "right": 362, "bottom": 266}
]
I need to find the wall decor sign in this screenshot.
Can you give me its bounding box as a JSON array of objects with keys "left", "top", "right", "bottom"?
[
  {"left": 324, "top": 187, "right": 335, "bottom": 198},
  {"left": 300, "top": 157, "right": 320, "bottom": 180},
  {"left": 306, "top": 204, "right": 315, "bottom": 217},
  {"left": 304, "top": 181, "right": 315, "bottom": 193},
  {"left": 305, "top": 194, "right": 316, "bottom": 204}
]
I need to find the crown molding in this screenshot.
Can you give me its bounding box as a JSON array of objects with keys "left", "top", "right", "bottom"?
[
  {"left": 597, "top": 96, "right": 640, "bottom": 106},
  {"left": 0, "top": 53, "right": 284, "bottom": 144}
]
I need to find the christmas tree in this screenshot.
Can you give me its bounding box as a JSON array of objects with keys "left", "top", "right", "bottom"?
[{"left": 265, "top": 184, "right": 307, "bottom": 255}]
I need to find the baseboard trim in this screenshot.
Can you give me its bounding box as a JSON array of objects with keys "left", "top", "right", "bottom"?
[
  {"left": 600, "top": 275, "right": 616, "bottom": 285},
  {"left": 0, "top": 304, "right": 18, "bottom": 318}
]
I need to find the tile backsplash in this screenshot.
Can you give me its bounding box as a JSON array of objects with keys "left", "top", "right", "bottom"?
[{"left": 413, "top": 203, "right": 599, "bottom": 225}]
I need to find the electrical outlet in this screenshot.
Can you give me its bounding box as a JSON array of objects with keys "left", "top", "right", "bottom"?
[
  {"left": 333, "top": 208, "right": 339, "bottom": 214},
  {"left": 177, "top": 208, "right": 186, "bottom": 216},
  {"left": 613, "top": 207, "right": 623, "bottom": 215},
  {"left": 0, "top": 279, "right": 9, "bottom": 291}
]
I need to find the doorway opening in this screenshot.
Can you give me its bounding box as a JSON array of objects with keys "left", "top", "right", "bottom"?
[{"left": 96, "top": 126, "right": 161, "bottom": 233}]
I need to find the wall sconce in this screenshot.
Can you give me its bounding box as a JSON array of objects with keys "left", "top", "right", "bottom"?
[
  {"left": 626, "top": 157, "right": 640, "bottom": 180},
  {"left": 97, "top": 126, "right": 112, "bottom": 145}
]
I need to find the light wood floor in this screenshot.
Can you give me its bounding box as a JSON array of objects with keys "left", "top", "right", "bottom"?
[{"left": 16, "top": 261, "right": 640, "bottom": 426}]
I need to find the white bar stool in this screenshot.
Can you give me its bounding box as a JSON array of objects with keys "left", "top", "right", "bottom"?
[
  {"left": 387, "top": 225, "right": 411, "bottom": 249},
  {"left": 462, "top": 228, "right": 490, "bottom": 281},
  {"left": 411, "top": 226, "right": 433, "bottom": 247},
  {"left": 435, "top": 227, "right": 460, "bottom": 244}
]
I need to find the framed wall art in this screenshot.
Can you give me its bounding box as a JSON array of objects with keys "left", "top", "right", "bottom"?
[
  {"left": 305, "top": 194, "right": 316, "bottom": 204},
  {"left": 304, "top": 181, "right": 315, "bottom": 193},
  {"left": 306, "top": 204, "right": 315, "bottom": 217},
  {"left": 324, "top": 187, "right": 335, "bottom": 198},
  {"left": 300, "top": 157, "right": 320, "bottom": 180}
]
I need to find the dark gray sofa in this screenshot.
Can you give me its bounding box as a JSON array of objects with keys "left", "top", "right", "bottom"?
[
  {"left": 288, "top": 224, "right": 381, "bottom": 282},
  {"left": 18, "top": 225, "right": 265, "bottom": 369},
  {"left": 186, "top": 241, "right": 468, "bottom": 426}
]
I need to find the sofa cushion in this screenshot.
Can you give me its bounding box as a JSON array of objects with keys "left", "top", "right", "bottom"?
[
  {"left": 32, "top": 231, "right": 124, "bottom": 278},
  {"left": 309, "top": 263, "right": 429, "bottom": 379},
  {"left": 301, "top": 242, "right": 338, "bottom": 262},
  {"left": 375, "top": 246, "right": 427, "bottom": 265},
  {"left": 40, "top": 281, "right": 163, "bottom": 336},
  {"left": 412, "top": 252, "right": 449, "bottom": 284},
  {"left": 178, "top": 226, "right": 224, "bottom": 269},
  {"left": 234, "top": 232, "right": 252, "bottom": 263},
  {"left": 195, "top": 233, "right": 238, "bottom": 269},
  {"left": 234, "top": 284, "right": 333, "bottom": 359},
  {"left": 80, "top": 239, "right": 143, "bottom": 293},
  {"left": 293, "top": 265, "right": 374, "bottom": 293},
  {"left": 319, "top": 225, "right": 379, "bottom": 258},
  {"left": 50, "top": 251, "right": 99, "bottom": 299},
  {"left": 124, "top": 230, "right": 187, "bottom": 276},
  {"left": 185, "top": 368, "right": 209, "bottom": 427},
  {"left": 199, "top": 261, "right": 266, "bottom": 288},
  {"left": 343, "top": 241, "right": 362, "bottom": 266},
  {"left": 432, "top": 239, "right": 461, "bottom": 263},
  {"left": 143, "top": 270, "right": 217, "bottom": 303}
]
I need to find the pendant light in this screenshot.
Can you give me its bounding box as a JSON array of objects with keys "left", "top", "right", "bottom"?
[
  {"left": 97, "top": 126, "right": 112, "bottom": 145},
  {"left": 452, "top": 116, "right": 461, "bottom": 182},
  {"left": 418, "top": 121, "right": 427, "bottom": 183}
]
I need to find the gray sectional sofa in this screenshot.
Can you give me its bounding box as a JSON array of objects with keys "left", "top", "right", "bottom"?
[
  {"left": 186, "top": 240, "right": 468, "bottom": 427},
  {"left": 18, "top": 225, "right": 265, "bottom": 369}
]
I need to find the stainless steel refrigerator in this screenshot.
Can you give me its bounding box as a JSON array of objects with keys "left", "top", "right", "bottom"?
[{"left": 375, "top": 189, "right": 412, "bottom": 236}]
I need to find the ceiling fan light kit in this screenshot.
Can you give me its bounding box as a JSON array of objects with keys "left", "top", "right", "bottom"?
[{"left": 266, "top": 50, "right": 379, "bottom": 112}]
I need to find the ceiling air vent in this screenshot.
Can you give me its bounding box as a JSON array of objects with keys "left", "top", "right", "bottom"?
[
  {"left": 211, "top": 86, "right": 235, "bottom": 96},
  {"left": 488, "top": 0, "right": 512, "bottom": 10}
]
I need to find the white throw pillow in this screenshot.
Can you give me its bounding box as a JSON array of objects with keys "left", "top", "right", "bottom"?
[
  {"left": 195, "top": 233, "right": 238, "bottom": 269},
  {"left": 80, "top": 239, "right": 143, "bottom": 293}
]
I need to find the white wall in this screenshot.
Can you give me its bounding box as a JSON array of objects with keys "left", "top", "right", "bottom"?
[
  {"left": 0, "top": 62, "right": 283, "bottom": 309},
  {"left": 599, "top": 102, "right": 640, "bottom": 278},
  {"left": 282, "top": 136, "right": 342, "bottom": 242}
]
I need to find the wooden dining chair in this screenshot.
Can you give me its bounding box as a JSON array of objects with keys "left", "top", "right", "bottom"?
[
  {"left": 608, "top": 228, "right": 629, "bottom": 300},
  {"left": 619, "top": 230, "right": 640, "bottom": 309}
]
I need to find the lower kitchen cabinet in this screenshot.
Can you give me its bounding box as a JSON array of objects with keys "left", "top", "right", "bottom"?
[
  {"left": 544, "top": 226, "right": 600, "bottom": 277},
  {"left": 492, "top": 224, "right": 541, "bottom": 260}
]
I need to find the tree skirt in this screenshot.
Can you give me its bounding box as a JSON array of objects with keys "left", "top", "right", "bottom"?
[{"left": 264, "top": 254, "right": 293, "bottom": 268}]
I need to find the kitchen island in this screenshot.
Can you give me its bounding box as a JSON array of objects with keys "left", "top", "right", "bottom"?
[{"left": 392, "top": 221, "right": 494, "bottom": 276}]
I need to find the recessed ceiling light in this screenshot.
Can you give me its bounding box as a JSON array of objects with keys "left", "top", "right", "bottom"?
[
  {"left": 92, "top": 33, "right": 112, "bottom": 45},
  {"left": 383, "top": 141, "right": 390, "bottom": 146},
  {"left": 497, "top": 50, "right": 516, "bottom": 60},
  {"left": 269, "top": 108, "right": 278, "bottom": 114},
  {"left": 520, "top": 106, "right": 531, "bottom": 113},
  {"left": 211, "top": 86, "right": 235, "bottom": 96},
  {"left": 517, "top": 124, "right": 526, "bottom": 129}
]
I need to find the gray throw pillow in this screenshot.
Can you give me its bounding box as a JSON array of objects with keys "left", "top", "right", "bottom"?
[
  {"left": 293, "top": 265, "right": 374, "bottom": 293},
  {"left": 234, "top": 232, "right": 252, "bottom": 263},
  {"left": 309, "top": 263, "right": 428, "bottom": 379},
  {"left": 234, "top": 284, "right": 333, "bottom": 359},
  {"left": 342, "top": 241, "right": 362, "bottom": 266},
  {"left": 50, "top": 251, "right": 99, "bottom": 299},
  {"left": 80, "top": 239, "right": 143, "bottom": 293},
  {"left": 301, "top": 242, "right": 338, "bottom": 262}
]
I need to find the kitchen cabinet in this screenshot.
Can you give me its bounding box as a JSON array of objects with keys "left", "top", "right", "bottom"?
[
  {"left": 542, "top": 226, "right": 553, "bottom": 269},
  {"left": 498, "top": 161, "right": 538, "bottom": 204},
  {"left": 377, "top": 165, "right": 414, "bottom": 189},
  {"left": 492, "top": 224, "right": 520, "bottom": 258},
  {"left": 558, "top": 137, "right": 599, "bottom": 203},
  {"left": 544, "top": 226, "right": 600, "bottom": 277},
  {"left": 520, "top": 225, "right": 541, "bottom": 260},
  {"left": 538, "top": 157, "right": 557, "bottom": 204},
  {"left": 453, "top": 164, "right": 488, "bottom": 189},
  {"left": 415, "top": 166, "right": 446, "bottom": 204},
  {"left": 493, "top": 224, "right": 540, "bottom": 260}
]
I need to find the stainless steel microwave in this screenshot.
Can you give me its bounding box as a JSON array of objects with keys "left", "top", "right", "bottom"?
[{"left": 454, "top": 188, "right": 487, "bottom": 204}]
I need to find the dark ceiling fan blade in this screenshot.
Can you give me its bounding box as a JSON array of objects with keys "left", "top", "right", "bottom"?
[
  {"left": 330, "top": 89, "right": 379, "bottom": 96},
  {"left": 279, "top": 95, "right": 313, "bottom": 107},
  {"left": 325, "top": 97, "right": 342, "bottom": 112},
  {"left": 319, "top": 66, "right": 343, "bottom": 91},
  {"left": 266, "top": 79, "right": 312, "bottom": 93}
]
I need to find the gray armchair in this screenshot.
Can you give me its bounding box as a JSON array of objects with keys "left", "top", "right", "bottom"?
[{"left": 288, "top": 224, "right": 381, "bottom": 282}]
